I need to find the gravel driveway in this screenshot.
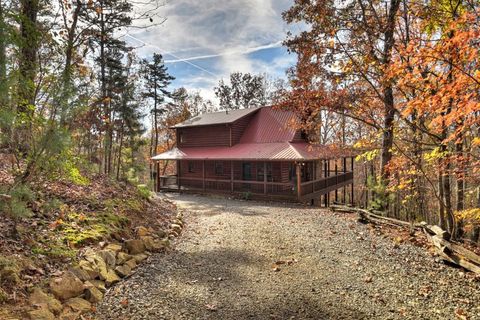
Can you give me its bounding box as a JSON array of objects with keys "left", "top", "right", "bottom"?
[{"left": 96, "top": 194, "right": 480, "bottom": 320}]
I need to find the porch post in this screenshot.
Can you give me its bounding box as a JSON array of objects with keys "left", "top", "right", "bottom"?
[
  {"left": 156, "top": 162, "right": 160, "bottom": 192},
  {"left": 296, "top": 162, "right": 301, "bottom": 200},
  {"left": 326, "top": 160, "right": 330, "bottom": 207},
  {"left": 323, "top": 160, "right": 328, "bottom": 207},
  {"left": 177, "top": 161, "right": 181, "bottom": 191},
  {"left": 230, "top": 161, "right": 234, "bottom": 193},
  {"left": 351, "top": 156, "right": 354, "bottom": 205},
  {"left": 202, "top": 160, "right": 206, "bottom": 191},
  {"left": 263, "top": 161, "right": 267, "bottom": 194}
]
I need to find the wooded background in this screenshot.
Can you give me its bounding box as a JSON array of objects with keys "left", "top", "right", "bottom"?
[
  {"left": 0, "top": 0, "right": 479, "bottom": 245},
  {"left": 280, "top": 0, "right": 480, "bottom": 242}
]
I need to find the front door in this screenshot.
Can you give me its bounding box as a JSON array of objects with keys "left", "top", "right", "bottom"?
[{"left": 242, "top": 162, "right": 252, "bottom": 181}]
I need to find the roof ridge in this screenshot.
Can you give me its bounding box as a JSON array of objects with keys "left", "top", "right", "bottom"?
[{"left": 288, "top": 142, "right": 304, "bottom": 159}]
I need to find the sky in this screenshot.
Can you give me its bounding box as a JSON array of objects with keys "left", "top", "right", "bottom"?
[{"left": 124, "top": 0, "right": 297, "bottom": 103}]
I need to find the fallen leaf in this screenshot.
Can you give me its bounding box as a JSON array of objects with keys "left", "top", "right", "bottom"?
[
  {"left": 455, "top": 309, "right": 468, "bottom": 320},
  {"left": 205, "top": 304, "right": 217, "bottom": 311},
  {"left": 455, "top": 308, "right": 467, "bottom": 320}
]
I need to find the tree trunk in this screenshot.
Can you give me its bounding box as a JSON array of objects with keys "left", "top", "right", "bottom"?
[
  {"left": 18, "top": 0, "right": 39, "bottom": 111},
  {"left": 59, "top": 0, "right": 82, "bottom": 124},
  {"left": 379, "top": 0, "right": 401, "bottom": 182},
  {"left": 99, "top": 0, "right": 109, "bottom": 175},
  {"left": 455, "top": 136, "right": 464, "bottom": 238},
  {"left": 149, "top": 115, "right": 154, "bottom": 181},
  {"left": 16, "top": 0, "right": 40, "bottom": 154},
  {"left": 0, "top": 0, "right": 7, "bottom": 107},
  {"left": 116, "top": 123, "right": 124, "bottom": 180},
  {"left": 472, "top": 187, "right": 480, "bottom": 243},
  {"left": 438, "top": 169, "right": 446, "bottom": 230},
  {"left": 443, "top": 161, "right": 454, "bottom": 234}
]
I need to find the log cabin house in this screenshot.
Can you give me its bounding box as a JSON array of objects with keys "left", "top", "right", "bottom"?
[{"left": 152, "top": 106, "right": 354, "bottom": 205}]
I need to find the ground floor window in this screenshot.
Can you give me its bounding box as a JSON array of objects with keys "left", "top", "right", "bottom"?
[
  {"left": 257, "top": 162, "right": 273, "bottom": 181},
  {"left": 242, "top": 162, "right": 252, "bottom": 180},
  {"left": 215, "top": 161, "right": 224, "bottom": 175},
  {"left": 188, "top": 161, "right": 194, "bottom": 173}
]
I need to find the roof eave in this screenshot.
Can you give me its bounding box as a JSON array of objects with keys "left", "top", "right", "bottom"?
[{"left": 171, "top": 107, "right": 261, "bottom": 129}]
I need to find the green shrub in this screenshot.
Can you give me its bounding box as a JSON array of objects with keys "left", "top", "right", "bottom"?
[
  {"left": 367, "top": 176, "right": 393, "bottom": 211},
  {"left": 0, "top": 287, "right": 7, "bottom": 303},
  {"left": 41, "top": 198, "right": 63, "bottom": 216},
  {"left": 0, "top": 256, "right": 20, "bottom": 285},
  {"left": 137, "top": 184, "right": 151, "bottom": 200},
  {"left": 0, "top": 184, "right": 34, "bottom": 220},
  {"left": 31, "top": 245, "right": 77, "bottom": 259}
]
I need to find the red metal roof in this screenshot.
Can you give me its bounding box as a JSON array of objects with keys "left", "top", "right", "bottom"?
[
  {"left": 153, "top": 106, "right": 352, "bottom": 161},
  {"left": 172, "top": 107, "right": 260, "bottom": 128},
  {"left": 152, "top": 143, "right": 348, "bottom": 161},
  {"left": 240, "top": 107, "right": 299, "bottom": 143}
]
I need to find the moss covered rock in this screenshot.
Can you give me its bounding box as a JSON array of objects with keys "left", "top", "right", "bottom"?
[
  {"left": 0, "top": 256, "right": 20, "bottom": 285},
  {"left": 84, "top": 285, "right": 103, "bottom": 304},
  {"left": 124, "top": 239, "right": 145, "bottom": 254},
  {"left": 49, "top": 272, "right": 84, "bottom": 301},
  {"left": 28, "top": 308, "right": 55, "bottom": 320},
  {"left": 29, "top": 288, "right": 62, "bottom": 315},
  {"left": 0, "top": 287, "right": 8, "bottom": 303},
  {"left": 64, "top": 297, "right": 92, "bottom": 312}
]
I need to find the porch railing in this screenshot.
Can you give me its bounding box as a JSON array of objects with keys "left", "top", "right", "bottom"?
[
  {"left": 300, "top": 172, "right": 353, "bottom": 197},
  {"left": 159, "top": 171, "right": 353, "bottom": 199}
]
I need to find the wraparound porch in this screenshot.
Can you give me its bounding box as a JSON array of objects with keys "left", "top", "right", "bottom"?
[{"left": 155, "top": 158, "right": 354, "bottom": 204}]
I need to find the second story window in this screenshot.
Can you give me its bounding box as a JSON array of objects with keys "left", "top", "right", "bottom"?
[{"left": 180, "top": 132, "right": 185, "bottom": 143}]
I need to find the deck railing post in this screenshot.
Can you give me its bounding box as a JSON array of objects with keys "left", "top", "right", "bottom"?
[
  {"left": 296, "top": 162, "right": 301, "bottom": 200},
  {"left": 155, "top": 162, "right": 160, "bottom": 192},
  {"left": 202, "top": 160, "right": 206, "bottom": 191},
  {"left": 230, "top": 161, "right": 234, "bottom": 193},
  {"left": 335, "top": 161, "right": 338, "bottom": 203},
  {"left": 323, "top": 160, "right": 328, "bottom": 207},
  {"left": 264, "top": 162, "right": 267, "bottom": 194},
  {"left": 177, "top": 160, "right": 181, "bottom": 191},
  {"left": 351, "top": 156, "right": 354, "bottom": 205},
  {"left": 326, "top": 160, "right": 330, "bottom": 206}
]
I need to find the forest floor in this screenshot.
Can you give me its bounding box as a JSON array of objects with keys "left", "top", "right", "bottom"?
[{"left": 96, "top": 193, "right": 480, "bottom": 320}]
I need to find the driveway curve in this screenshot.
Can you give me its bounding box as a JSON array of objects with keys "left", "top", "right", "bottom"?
[{"left": 96, "top": 194, "right": 480, "bottom": 320}]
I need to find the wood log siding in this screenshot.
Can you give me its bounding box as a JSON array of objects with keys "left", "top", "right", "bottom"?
[
  {"left": 205, "top": 161, "right": 231, "bottom": 180},
  {"left": 231, "top": 113, "right": 256, "bottom": 145},
  {"left": 177, "top": 113, "right": 255, "bottom": 148},
  {"left": 177, "top": 125, "right": 230, "bottom": 147}
]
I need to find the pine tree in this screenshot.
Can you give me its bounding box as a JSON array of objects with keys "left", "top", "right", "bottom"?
[
  {"left": 80, "top": 0, "right": 133, "bottom": 174},
  {"left": 140, "top": 53, "right": 174, "bottom": 180}
]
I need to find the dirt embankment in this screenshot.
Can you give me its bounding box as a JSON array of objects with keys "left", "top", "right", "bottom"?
[{"left": 0, "top": 163, "right": 176, "bottom": 319}]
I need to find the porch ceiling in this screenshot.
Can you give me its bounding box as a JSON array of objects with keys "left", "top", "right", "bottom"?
[{"left": 152, "top": 143, "right": 353, "bottom": 161}]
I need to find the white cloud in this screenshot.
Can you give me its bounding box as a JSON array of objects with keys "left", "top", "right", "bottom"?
[
  {"left": 128, "top": 0, "right": 295, "bottom": 104},
  {"left": 163, "top": 41, "right": 283, "bottom": 64}
]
